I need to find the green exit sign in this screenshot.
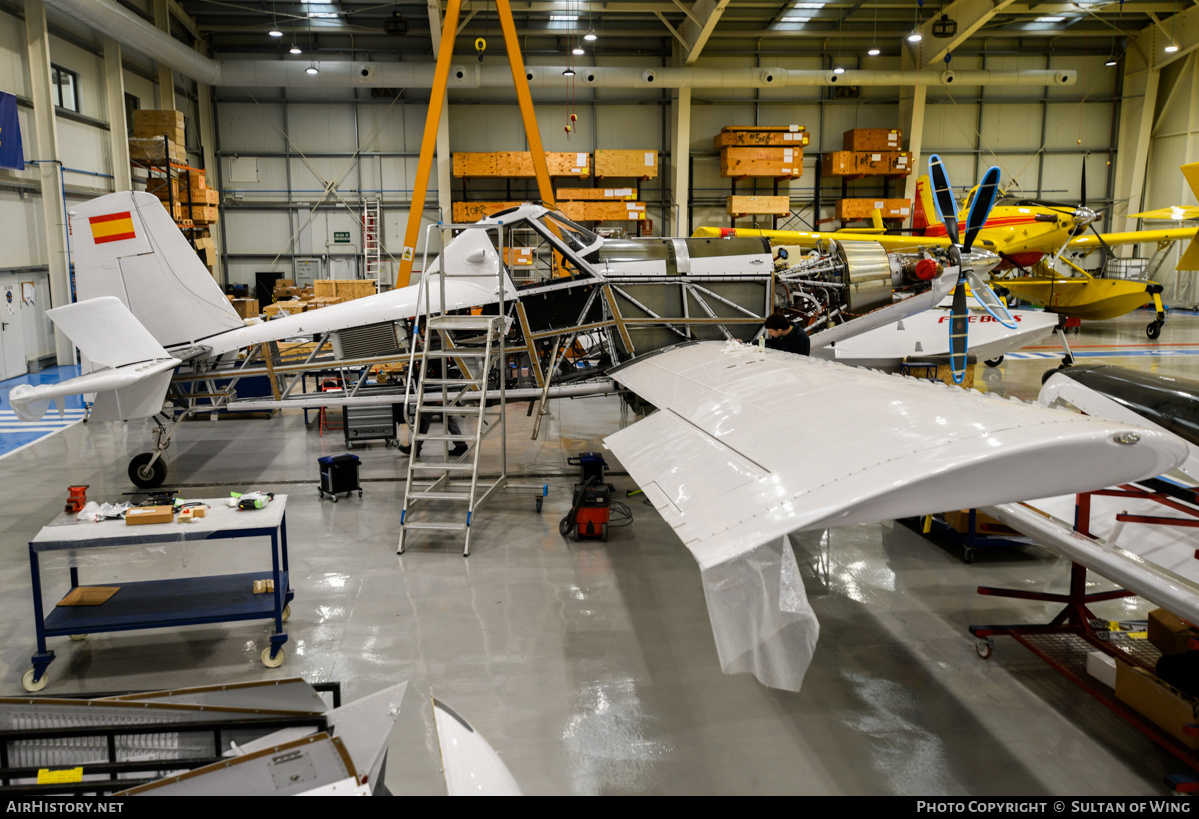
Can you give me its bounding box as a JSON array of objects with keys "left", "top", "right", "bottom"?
[{"left": 333, "top": 231, "right": 351, "bottom": 243}]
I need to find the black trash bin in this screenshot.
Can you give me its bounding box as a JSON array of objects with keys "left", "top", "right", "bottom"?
[{"left": 318, "top": 454, "right": 362, "bottom": 502}]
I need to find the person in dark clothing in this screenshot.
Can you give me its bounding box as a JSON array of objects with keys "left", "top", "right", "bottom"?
[
  {"left": 762, "top": 312, "right": 811, "bottom": 356},
  {"left": 398, "top": 355, "right": 468, "bottom": 458}
]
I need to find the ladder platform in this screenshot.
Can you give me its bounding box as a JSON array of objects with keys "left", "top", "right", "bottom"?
[
  {"left": 401, "top": 521, "right": 468, "bottom": 532},
  {"left": 408, "top": 490, "right": 473, "bottom": 501},
  {"left": 428, "top": 315, "right": 502, "bottom": 331},
  {"left": 411, "top": 462, "right": 477, "bottom": 471},
  {"left": 415, "top": 433, "right": 474, "bottom": 442}
]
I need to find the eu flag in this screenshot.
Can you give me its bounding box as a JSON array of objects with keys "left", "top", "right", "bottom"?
[{"left": 0, "top": 91, "right": 24, "bottom": 170}]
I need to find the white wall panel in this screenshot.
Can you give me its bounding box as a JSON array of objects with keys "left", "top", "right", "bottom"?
[
  {"left": 923, "top": 103, "right": 980, "bottom": 150},
  {"left": 56, "top": 119, "right": 109, "bottom": 180},
  {"left": 355, "top": 102, "right": 412, "bottom": 152},
  {"left": 1043, "top": 103, "right": 1111, "bottom": 150},
  {"left": 288, "top": 103, "right": 358, "bottom": 151},
  {"left": 0, "top": 191, "right": 47, "bottom": 269},
  {"left": 222, "top": 211, "right": 294, "bottom": 255},
  {"left": 0, "top": 9, "right": 29, "bottom": 98},
  {"left": 448, "top": 104, "right": 526, "bottom": 150},
  {"left": 979, "top": 103, "right": 1042, "bottom": 152},
  {"left": 219, "top": 103, "right": 287, "bottom": 153}
]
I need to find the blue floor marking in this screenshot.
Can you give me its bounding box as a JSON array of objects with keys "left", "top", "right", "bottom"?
[
  {"left": 0, "top": 365, "right": 85, "bottom": 459},
  {"left": 1006, "top": 348, "right": 1199, "bottom": 360}
]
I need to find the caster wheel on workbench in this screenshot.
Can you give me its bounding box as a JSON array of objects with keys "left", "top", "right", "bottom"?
[
  {"left": 261, "top": 647, "right": 285, "bottom": 668},
  {"left": 536, "top": 497, "right": 543, "bottom": 513},
  {"left": 22, "top": 668, "right": 48, "bottom": 692},
  {"left": 975, "top": 638, "right": 994, "bottom": 659},
  {"left": 281, "top": 605, "right": 291, "bottom": 622},
  {"left": 70, "top": 634, "right": 87, "bottom": 641}
]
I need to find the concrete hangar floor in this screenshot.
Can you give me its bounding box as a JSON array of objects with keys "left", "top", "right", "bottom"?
[{"left": 0, "top": 309, "right": 1196, "bottom": 796}]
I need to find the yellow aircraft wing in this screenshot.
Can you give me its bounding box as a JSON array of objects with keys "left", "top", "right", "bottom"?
[
  {"left": 690, "top": 225, "right": 957, "bottom": 252},
  {"left": 1067, "top": 226, "right": 1199, "bottom": 270}
]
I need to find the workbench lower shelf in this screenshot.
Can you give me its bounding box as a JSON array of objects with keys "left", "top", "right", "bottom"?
[{"left": 44, "top": 571, "right": 292, "bottom": 635}]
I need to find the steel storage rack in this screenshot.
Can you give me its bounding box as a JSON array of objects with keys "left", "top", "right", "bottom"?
[{"left": 23, "top": 497, "right": 293, "bottom": 692}]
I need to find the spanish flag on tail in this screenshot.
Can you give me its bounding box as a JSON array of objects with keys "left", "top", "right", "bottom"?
[{"left": 88, "top": 211, "right": 137, "bottom": 244}]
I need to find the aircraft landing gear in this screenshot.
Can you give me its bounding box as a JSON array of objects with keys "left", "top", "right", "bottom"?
[
  {"left": 128, "top": 452, "right": 168, "bottom": 489},
  {"left": 1147, "top": 320, "right": 1163, "bottom": 340},
  {"left": 984, "top": 356, "right": 1004, "bottom": 367},
  {"left": 128, "top": 414, "right": 184, "bottom": 488}
]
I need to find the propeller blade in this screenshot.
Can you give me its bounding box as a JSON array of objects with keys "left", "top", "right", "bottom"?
[
  {"left": 949, "top": 278, "right": 969, "bottom": 384},
  {"left": 963, "top": 165, "right": 1001, "bottom": 252},
  {"left": 965, "top": 269, "right": 1018, "bottom": 329},
  {"left": 929, "top": 154, "right": 960, "bottom": 247},
  {"left": 1080, "top": 159, "right": 1087, "bottom": 209}
]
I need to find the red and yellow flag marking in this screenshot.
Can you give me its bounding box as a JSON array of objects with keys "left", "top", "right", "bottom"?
[{"left": 88, "top": 211, "right": 136, "bottom": 244}]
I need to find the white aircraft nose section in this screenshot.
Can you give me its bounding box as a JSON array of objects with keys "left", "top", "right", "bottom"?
[{"left": 433, "top": 698, "right": 522, "bottom": 796}]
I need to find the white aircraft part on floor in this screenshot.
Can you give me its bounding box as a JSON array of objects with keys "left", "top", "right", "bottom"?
[
  {"left": 983, "top": 494, "right": 1199, "bottom": 627},
  {"left": 824, "top": 302, "right": 1058, "bottom": 369},
  {"left": 70, "top": 192, "right": 244, "bottom": 348},
  {"left": 434, "top": 698, "right": 523, "bottom": 796},
  {"left": 604, "top": 340, "right": 1188, "bottom": 690}
]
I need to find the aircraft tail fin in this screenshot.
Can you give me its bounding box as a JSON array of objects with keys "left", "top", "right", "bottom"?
[
  {"left": 70, "top": 192, "right": 244, "bottom": 351},
  {"left": 1178, "top": 236, "right": 1199, "bottom": 271},
  {"left": 1184, "top": 161, "right": 1199, "bottom": 201},
  {"left": 912, "top": 174, "right": 938, "bottom": 233}
]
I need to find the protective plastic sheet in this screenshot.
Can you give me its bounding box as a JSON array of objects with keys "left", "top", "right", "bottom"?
[{"left": 699, "top": 536, "right": 818, "bottom": 692}]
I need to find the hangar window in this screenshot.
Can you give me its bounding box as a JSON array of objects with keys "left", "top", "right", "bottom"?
[{"left": 51, "top": 65, "right": 79, "bottom": 112}]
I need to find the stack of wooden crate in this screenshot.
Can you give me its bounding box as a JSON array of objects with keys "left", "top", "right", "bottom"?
[
  {"left": 129, "top": 109, "right": 187, "bottom": 164},
  {"left": 450, "top": 201, "right": 523, "bottom": 222},
  {"left": 826, "top": 128, "right": 912, "bottom": 224},
  {"left": 556, "top": 185, "right": 646, "bottom": 222},
  {"left": 822, "top": 128, "right": 912, "bottom": 178},
  {"left": 716, "top": 125, "right": 808, "bottom": 179},
  {"left": 314, "top": 279, "right": 378, "bottom": 303}
]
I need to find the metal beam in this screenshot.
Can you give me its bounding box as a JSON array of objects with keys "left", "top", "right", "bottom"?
[
  {"left": 678, "top": 0, "right": 730, "bottom": 65},
  {"left": 429, "top": 0, "right": 452, "bottom": 227},
  {"left": 913, "top": 0, "right": 1019, "bottom": 68},
  {"left": 24, "top": 0, "right": 72, "bottom": 364}
]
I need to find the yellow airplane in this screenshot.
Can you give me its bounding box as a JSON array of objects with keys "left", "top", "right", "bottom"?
[{"left": 696, "top": 163, "right": 1199, "bottom": 339}]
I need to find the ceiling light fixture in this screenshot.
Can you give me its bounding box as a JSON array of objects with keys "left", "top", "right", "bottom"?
[
  {"left": 563, "top": 67, "right": 576, "bottom": 77},
  {"left": 269, "top": 27, "right": 284, "bottom": 37},
  {"left": 584, "top": 29, "right": 597, "bottom": 41},
  {"left": 573, "top": 46, "right": 585, "bottom": 55},
  {"left": 908, "top": 0, "right": 923, "bottom": 43},
  {"left": 306, "top": 63, "right": 319, "bottom": 75},
  {"left": 1105, "top": 55, "right": 1118, "bottom": 66},
  {"left": 868, "top": 1, "right": 879, "bottom": 55},
  {"left": 833, "top": 65, "right": 845, "bottom": 74},
  {"left": 1165, "top": 43, "right": 1179, "bottom": 52},
  {"left": 908, "top": 30, "right": 923, "bottom": 42},
  {"left": 290, "top": 43, "right": 302, "bottom": 54},
  {"left": 868, "top": 47, "right": 881, "bottom": 56}
]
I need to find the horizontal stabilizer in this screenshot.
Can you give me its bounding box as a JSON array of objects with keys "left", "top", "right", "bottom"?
[
  {"left": 10, "top": 359, "right": 178, "bottom": 422},
  {"left": 48, "top": 297, "right": 172, "bottom": 369}
]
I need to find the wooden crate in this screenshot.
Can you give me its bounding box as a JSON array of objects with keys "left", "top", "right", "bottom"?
[
  {"left": 720, "top": 146, "right": 802, "bottom": 178},
  {"left": 556, "top": 187, "right": 638, "bottom": 200},
  {"left": 230, "top": 298, "right": 259, "bottom": 319},
  {"left": 843, "top": 128, "right": 903, "bottom": 151},
  {"left": 186, "top": 204, "right": 219, "bottom": 224},
  {"left": 313, "top": 279, "right": 378, "bottom": 301},
  {"left": 835, "top": 198, "right": 911, "bottom": 222},
  {"left": 559, "top": 201, "right": 646, "bottom": 221},
  {"left": 714, "top": 125, "right": 810, "bottom": 149},
  {"left": 146, "top": 177, "right": 184, "bottom": 202},
  {"left": 451, "top": 201, "right": 522, "bottom": 222},
  {"left": 822, "top": 151, "right": 910, "bottom": 177},
  {"left": 593, "top": 149, "right": 658, "bottom": 179},
  {"left": 727, "top": 196, "right": 790, "bottom": 217},
  {"left": 504, "top": 247, "right": 534, "bottom": 267},
  {"left": 453, "top": 151, "right": 589, "bottom": 178}
]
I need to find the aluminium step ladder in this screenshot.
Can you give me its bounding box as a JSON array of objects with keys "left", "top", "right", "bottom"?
[
  {"left": 397, "top": 314, "right": 504, "bottom": 557},
  {"left": 362, "top": 197, "right": 383, "bottom": 282}
]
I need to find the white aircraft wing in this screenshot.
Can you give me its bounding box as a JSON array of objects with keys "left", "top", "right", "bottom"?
[
  {"left": 603, "top": 341, "right": 1187, "bottom": 691},
  {"left": 9, "top": 297, "right": 180, "bottom": 422}
]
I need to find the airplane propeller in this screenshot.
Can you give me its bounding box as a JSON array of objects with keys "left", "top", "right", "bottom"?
[{"left": 928, "top": 155, "right": 1018, "bottom": 384}]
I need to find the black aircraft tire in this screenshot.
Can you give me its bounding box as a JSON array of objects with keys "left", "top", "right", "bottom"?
[{"left": 128, "top": 453, "right": 168, "bottom": 489}]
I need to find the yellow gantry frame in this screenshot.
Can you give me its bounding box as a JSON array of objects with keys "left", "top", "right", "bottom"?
[{"left": 397, "top": 0, "right": 558, "bottom": 287}]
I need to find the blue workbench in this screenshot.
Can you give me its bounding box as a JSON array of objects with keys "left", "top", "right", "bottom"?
[{"left": 23, "top": 496, "right": 292, "bottom": 692}]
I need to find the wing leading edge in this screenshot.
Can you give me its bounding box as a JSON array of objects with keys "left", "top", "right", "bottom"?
[{"left": 604, "top": 341, "right": 1187, "bottom": 690}]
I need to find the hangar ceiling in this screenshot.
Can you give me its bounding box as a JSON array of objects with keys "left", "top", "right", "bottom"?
[{"left": 169, "top": 1, "right": 1184, "bottom": 64}]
